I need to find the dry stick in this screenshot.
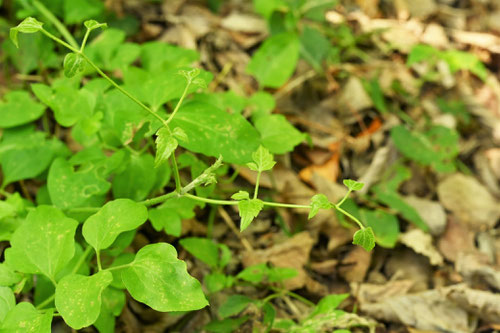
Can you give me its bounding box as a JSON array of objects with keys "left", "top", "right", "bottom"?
[
  {"left": 217, "top": 206, "right": 253, "bottom": 252},
  {"left": 273, "top": 69, "right": 316, "bottom": 100}
]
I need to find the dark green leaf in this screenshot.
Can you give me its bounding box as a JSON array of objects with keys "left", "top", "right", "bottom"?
[
  {"left": 170, "top": 102, "right": 261, "bottom": 164},
  {"left": 179, "top": 237, "right": 220, "bottom": 268},
  {"left": 360, "top": 209, "right": 399, "bottom": 248},
  {"left": 247, "top": 32, "right": 300, "bottom": 88},
  {"left": 218, "top": 295, "right": 253, "bottom": 319}
]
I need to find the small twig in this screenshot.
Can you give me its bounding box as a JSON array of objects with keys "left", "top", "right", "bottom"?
[{"left": 217, "top": 206, "right": 253, "bottom": 252}]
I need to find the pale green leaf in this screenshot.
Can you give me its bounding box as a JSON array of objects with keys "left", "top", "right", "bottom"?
[
  {"left": 0, "top": 91, "right": 45, "bottom": 128},
  {"left": 231, "top": 191, "right": 250, "bottom": 200},
  {"left": 238, "top": 199, "right": 264, "bottom": 231},
  {"left": 170, "top": 102, "right": 260, "bottom": 164},
  {"left": 63, "top": 53, "right": 86, "bottom": 78},
  {"left": 121, "top": 243, "right": 208, "bottom": 312},
  {"left": 308, "top": 194, "right": 332, "bottom": 219},
  {"left": 343, "top": 179, "right": 364, "bottom": 191},
  {"left": 10, "top": 17, "right": 44, "bottom": 48},
  {"left": 172, "top": 127, "right": 188, "bottom": 141},
  {"left": 55, "top": 271, "right": 113, "bottom": 329},
  {"left": 0, "top": 302, "right": 53, "bottom": 332},
  {"left": 154, "top": 127, "right": 178, "bottom": 168},
  {"left": 247, "top": 145, "right": 276, "bottom": 172},
  {"left": 247, "top": 32, "right": 300, "bottom": 88},
  {"left": 82, "top": 199, "right": 147, "bottom": 251},
  {"left": 352, "top": 227, "right": 375, "bottom": 251},
  {"left": 84, "top": 20, "right": 107, "bottom": 31},
  {"left": 8, "top": 206, "right": 78, "bottom": 280},
  {"left": 0, "top": 286, "right": 15, "bottom": 322}
]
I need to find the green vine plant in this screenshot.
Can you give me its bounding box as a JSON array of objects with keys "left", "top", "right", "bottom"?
[{"left": 1, "top": 16, "right": 374, "bottom": 331}]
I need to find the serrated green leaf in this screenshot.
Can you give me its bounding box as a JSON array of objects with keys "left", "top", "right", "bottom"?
[
  {"left": 10, "top": 17, "right": 44, "bottom": 48},
  {"left": 352, "top": 227, "right": 375, "bottom": 251},
  {"left": 308, "top": 194, "right": 333, "bottom": 219},
  {"left": 8, "top": 206, "right": 78, "bottom": 280},
  {"left": 247, "top": 32, "right": 300, "bottom": 88},
  {"left": 218, "top": 295, "right": 253, "bottom": 319},
  {"left": 121, "top": 243, "right": 208, "bottom": 312},
  {"left": 180, "top": 237, "right": 220, "bottom": 268},
  {"left": 55, "top": 271, "right": 113, "bottom": 329},
  {"left": 231, "top": 191, "right": 250, "bottom": 200},
  {"left": 170, "top": 102, "right": 260, "bottom": 164},
  {"left": 0, "top": 302, "right": 53, "bottom": 332},
  {"left": 172, "top": 127, "right": 188, "bottom": 141},
  {"left": 247, "top": 145, "right": 276, "bottom": 172},
  {"left": 0, "top": 286, "right": 15, "bottom": 322},
  {"left": 343, "top": 179, "right": 364, "bottom": 191},
  {"left": 63, "top": 53, "right": 86, "bottom": 78},
  {"left": 154, "top": 127, "right": 178, "bottom": 167},
  {"left": 84, "top": 20, "right": 107, "bottom": 31},
  {"left": 238, "top": 199, "right": 264, "bottom": 231},
  {"left": 82, "top": 199, "right": 147, "bottom": 251},
  {"left": 0, "top": 91, "right": 46, "bottom": 128}
]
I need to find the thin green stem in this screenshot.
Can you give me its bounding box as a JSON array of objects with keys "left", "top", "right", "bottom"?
[
  {"left": 165, "top": 81, "right": 191, "bottom": 125},
  {"left": 334, "top": 204, "right": 364, "bottom": 229},
  {"left": 71, "top": 246, "right": 93, "bottom": 275},
  {"left": 262, "top": 201, "right": 310, "bottom": 209},
  {"left": 253, "top": 171, "right": 261, "bottom": 199},
  {"left": 261, "top": 292, "right": 281, "bottom": 305},
  {"left": 32, "top": 0, "right": 79, "bottom": 49},
  {"left": 79, "top": 53, "right": 168, "bottom": 127},
  {"left": 336, "top": 189, "right": 352, "bottom": 208},
  {"left": 171, "top": 154, "right": 182, "bottom": 192},
  {"left": 140, "top": 191, "right": 178, "bottom": 207},
  {"left": 80, "top": 28, "right": 91, "bottom": 52},
  {"left": 36, "top": 294, "right": 55, "bottom": 310},
  {"left": 39, "top": 28, "right": 79, "bottom": 53},
  {"left": 285, "top": 290, "right": 315, "bottom": 307},
  {"left": 184, "top": 193, "right": 238, "bottom": 206},
  {"left": 96, "top": 250, "right": 102, "bottom": 271}
]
